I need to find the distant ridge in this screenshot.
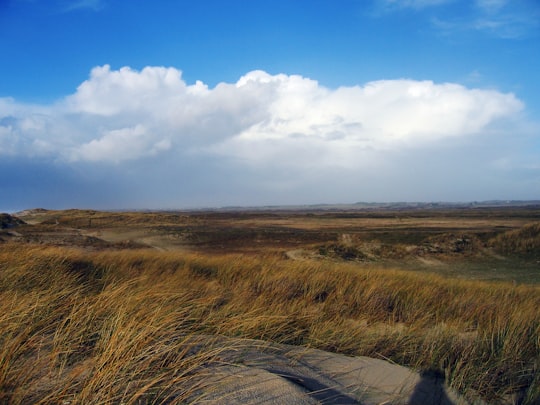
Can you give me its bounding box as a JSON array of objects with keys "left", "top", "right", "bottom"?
[
  {"left": 10, "top": 200, "right": 540, "bottom": 214},
  {"left": 200, "top": 200, "right": 540, "bottom": 212}
]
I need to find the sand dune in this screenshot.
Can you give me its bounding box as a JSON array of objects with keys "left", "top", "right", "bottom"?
[{"left": 185, "top": 336, "right": 472, "bottom": 404}]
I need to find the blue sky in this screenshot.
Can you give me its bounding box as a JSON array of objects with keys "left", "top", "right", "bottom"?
[{"left": 1, "top": 0, "right": 539, "bottom": 211}]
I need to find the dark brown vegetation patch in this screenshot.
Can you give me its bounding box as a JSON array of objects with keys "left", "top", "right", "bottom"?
[{"left": 0, "top": 213, "right": 25, "bottom": 229}]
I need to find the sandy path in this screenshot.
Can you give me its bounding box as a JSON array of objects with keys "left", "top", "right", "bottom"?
[{"left": 80, "top": 228, "right": 191, "bottom": 252}]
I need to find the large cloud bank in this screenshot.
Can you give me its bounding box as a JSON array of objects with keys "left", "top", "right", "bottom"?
[
  {"left": 1, "top": 65, "right": 536, "bottom": 208},
  {"left": 0, "top": 65, "right": 522, "bottom": 164}
]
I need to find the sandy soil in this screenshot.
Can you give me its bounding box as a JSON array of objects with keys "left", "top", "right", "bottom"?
[{"left": 184, "top": 335, "right": 473, "bottom": 404}]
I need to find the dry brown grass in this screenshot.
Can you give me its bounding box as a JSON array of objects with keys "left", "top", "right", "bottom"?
[
  {"left": 1, "top": 243, "right": 539, "bottom": 403},
  {"left": 490, "top": 222, "right": 540, "bottom": 256}
]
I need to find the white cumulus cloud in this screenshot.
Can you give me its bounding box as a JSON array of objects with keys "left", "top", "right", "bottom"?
[
  {"left": 1, "top": 65, "right": 538, "bottom": 207},
  {"left": 71, "top": 124, "right": 171, "bottom": 163},
  {"left": 0, "top": 65, "right": 525, "bottom": 169}
]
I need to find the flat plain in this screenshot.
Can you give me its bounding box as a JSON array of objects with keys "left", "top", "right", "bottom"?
[{"left": 8, "top": 205, "right": 540, "bottom": 282}]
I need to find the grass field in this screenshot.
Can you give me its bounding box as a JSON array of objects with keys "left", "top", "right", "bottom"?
[{"left": 1, "top": 207, "right": 539, "bottom": 403}]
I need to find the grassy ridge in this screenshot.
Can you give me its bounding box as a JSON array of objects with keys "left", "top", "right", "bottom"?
[
  {"left": 491, "top": 222, "right": 540, "bottom": 256},
  {"left": 1, "top": 244, "right": 539, "bottom": 403}
]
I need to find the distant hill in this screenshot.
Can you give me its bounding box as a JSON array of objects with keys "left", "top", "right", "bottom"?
[{"left": 203, "top": 200, "right": 540, "bottom": 212}]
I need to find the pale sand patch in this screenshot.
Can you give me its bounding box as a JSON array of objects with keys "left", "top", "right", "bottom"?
[{"left": 186, "top": 336, "right": 477, "bottom": 405}]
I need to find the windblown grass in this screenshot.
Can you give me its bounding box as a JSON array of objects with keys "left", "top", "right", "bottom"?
[
  {"left": 490, "top": 222, "right": 540, "bottom": 256},
  {"left": 1, "top": 244, "right": 538, "bottom": 403}
]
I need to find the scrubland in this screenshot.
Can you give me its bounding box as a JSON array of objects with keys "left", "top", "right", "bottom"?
[{"left": 1, "top": 234, "right": 539, "bottom": 403}]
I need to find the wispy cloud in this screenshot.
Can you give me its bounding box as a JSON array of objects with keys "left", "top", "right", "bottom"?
[
  {"left": 476, "top": 0, "right": 507, "bottom": 14},
  {"left": 375, "top": 0, "right": 539, "bottom": 39},
  {"left": 472, "top": 10, "right": 539, "bottom": 39},
  {"left": 62, "top": 0, "right": 105, "bottom": 12},
  {"left": 375, "top": 0, "right": 455, "bottom": 11}
]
